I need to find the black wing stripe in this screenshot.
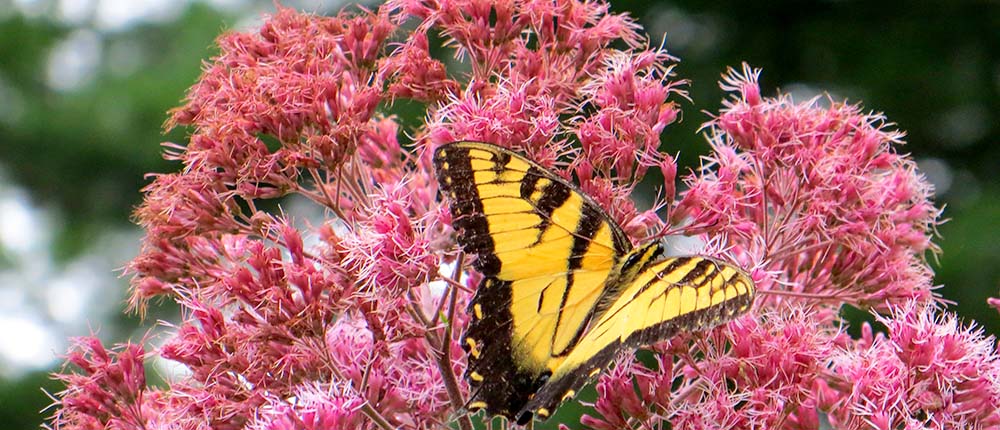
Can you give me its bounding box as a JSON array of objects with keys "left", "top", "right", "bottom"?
[
  {"left": 436, "top": 145, "right": 501, "bottom": 275},
  {"left": 595, "top": 257, "right": 692, "bottom": 326},
  {"left": 634, "top": 257, "right": 691, "bottom": 297},
  {"left": 520, "top": 166, "right": 544, "bottom": 199},
  {"left": 551, "top": 203, "right": 607, "bottom": 356},
  {"left": 532, "top": 173, "right": 572, "bottom": 235}
]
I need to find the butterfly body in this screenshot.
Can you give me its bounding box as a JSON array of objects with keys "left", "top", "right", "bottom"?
[{"left": 434, "top": 142, "right": 755, "bottom": 425}]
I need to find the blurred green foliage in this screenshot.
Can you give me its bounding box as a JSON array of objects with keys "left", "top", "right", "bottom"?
[
  {"left": 0, "top": 3, "right": 223, "bottom": 258},
  {"left": 1, "top": 2, "right": 996, "bottom": 429}
]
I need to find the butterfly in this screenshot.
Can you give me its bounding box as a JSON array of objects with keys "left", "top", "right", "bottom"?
[{"left": 433, "top": 141, "right": 755, "bottom": 425}]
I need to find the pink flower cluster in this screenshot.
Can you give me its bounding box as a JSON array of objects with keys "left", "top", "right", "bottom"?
[
  {"left": 48, "top": 2, "right": 998, "bottom": 430},
  {"left": 51, "top": 338, "right": 148, "bottom": 430},
  {"left": 676, "top": 64, "right": 941, "bottom": 312},
  {"left": 827, "top": 302, "right": 1000, "bottom": 428}
]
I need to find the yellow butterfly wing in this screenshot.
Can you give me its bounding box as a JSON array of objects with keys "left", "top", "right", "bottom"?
[
  {"left": 521, "top": 254, "right": 756, "bottom": 422},
  {"left": 434, "top": 141, "right": 632, "bottom": 419},
  {"left": 434, "top": 141, "right": 756, "bottom": 425}
]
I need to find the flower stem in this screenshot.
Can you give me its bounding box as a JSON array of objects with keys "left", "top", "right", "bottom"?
[
  {"left": 359, "top": 403, "right": 396, "bottom": 430},
  {"left": 407, "top": 253, "right": 472, "bottom": 430},
  {"left": 438, "top": 254, "right": 473, "bottom": 430}
]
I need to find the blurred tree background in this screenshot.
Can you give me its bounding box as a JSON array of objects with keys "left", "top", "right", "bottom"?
[{"left": 0, "top": 1, "right": 996, "bottom": 429}]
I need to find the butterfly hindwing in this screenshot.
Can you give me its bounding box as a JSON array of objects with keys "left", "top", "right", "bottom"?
[{"left": 433, "top": 141, "right": 756, "bottom": 425}]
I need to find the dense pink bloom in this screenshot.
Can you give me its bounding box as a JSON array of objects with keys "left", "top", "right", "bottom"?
[
  {"left": 676, "top": 65, "right": 941, "bottom": 313},
  {"left": 824, "top": 302, "right": 1000, "bottom": 429},
  {"left": 50, "top": 338, "right": 151, "bottom": 430},
  {"left": 47, "top": 2, "right": 996, "bottom": 430}
]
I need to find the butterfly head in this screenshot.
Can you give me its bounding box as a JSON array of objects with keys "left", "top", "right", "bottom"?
[{"left": 618, "top": 241, "right": 667, "bottom": 280}]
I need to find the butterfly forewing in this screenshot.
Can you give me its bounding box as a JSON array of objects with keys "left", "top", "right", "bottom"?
[{"left": 434, "top": 142, "right": 632, "bottom": 418}]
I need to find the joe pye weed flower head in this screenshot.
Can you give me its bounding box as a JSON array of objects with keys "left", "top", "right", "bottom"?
[{"left": 48, "top": 1, "right": 999, "bottom": 429}]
